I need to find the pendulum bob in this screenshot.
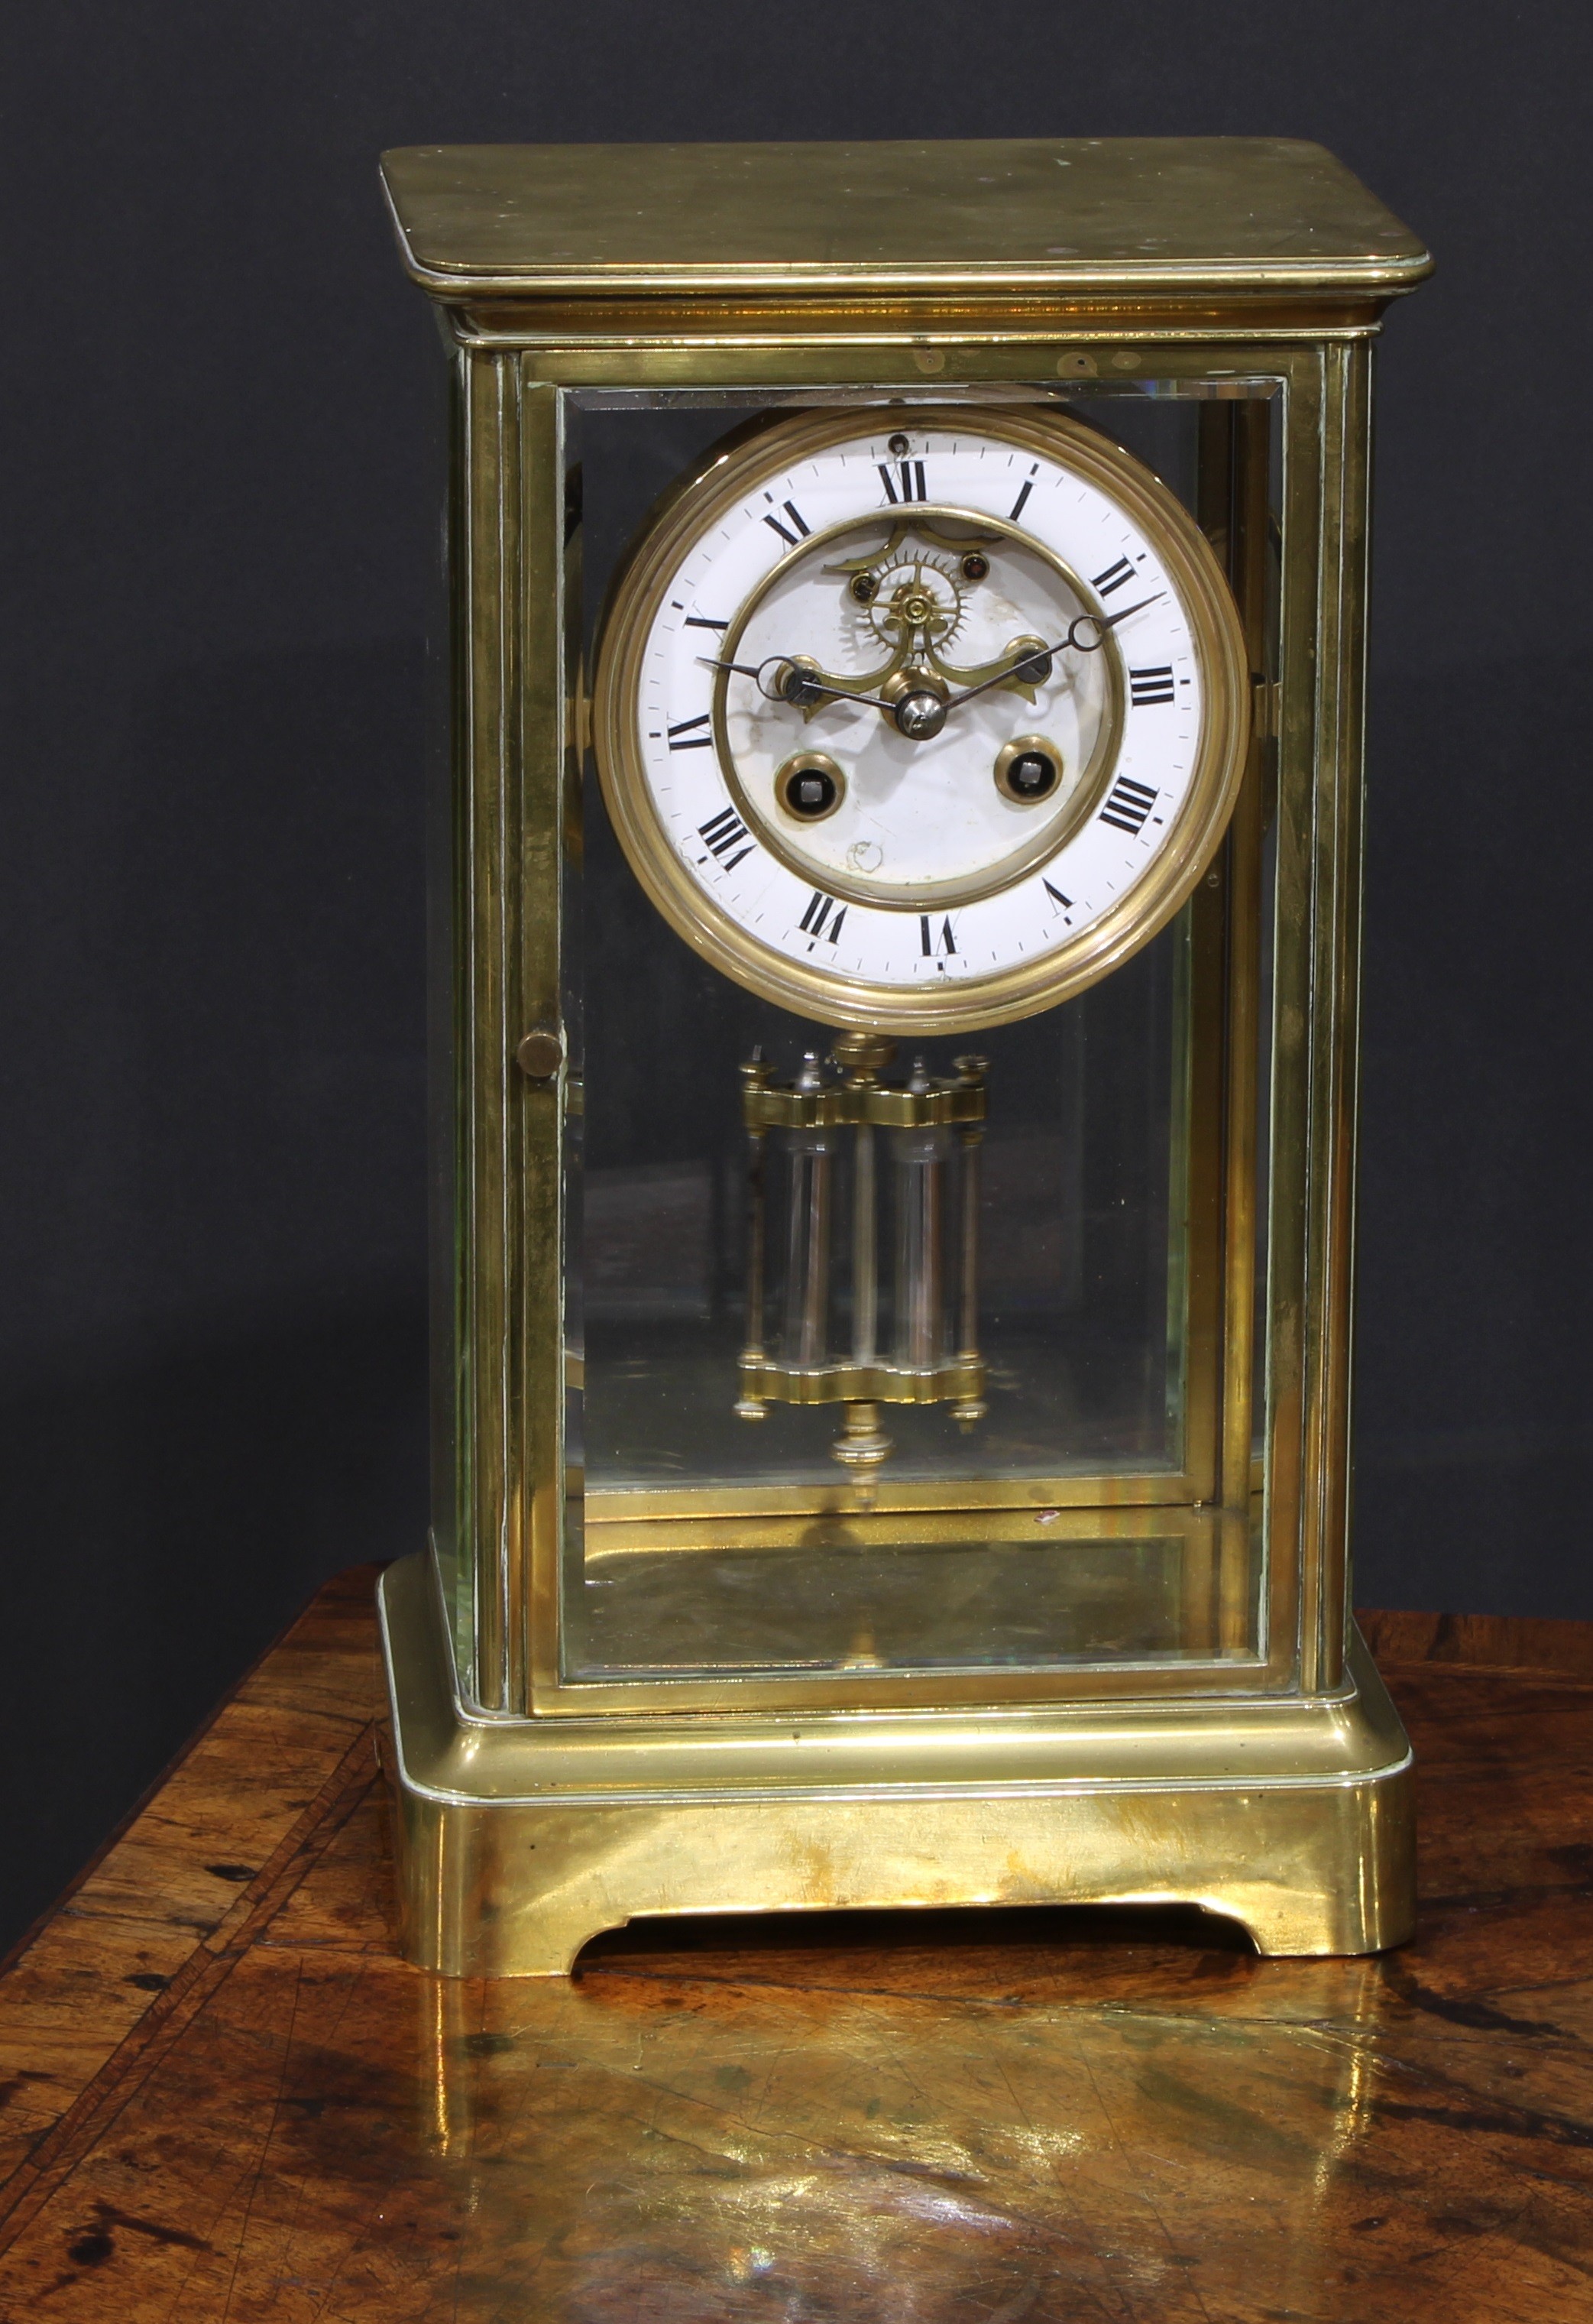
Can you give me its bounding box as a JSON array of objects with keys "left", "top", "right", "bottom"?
[{"left": 733, "top": 1038, "right": 989, "bottom": 1483}]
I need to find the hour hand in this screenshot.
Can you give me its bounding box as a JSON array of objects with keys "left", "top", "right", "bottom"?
[{"left": 698, "top": 653, "right": 897, "bottom": 716}]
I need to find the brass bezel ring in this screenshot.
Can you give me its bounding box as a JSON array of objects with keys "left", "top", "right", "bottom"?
[{"left": 591, "top": 405, "right": 1251, "bottom": 1036}]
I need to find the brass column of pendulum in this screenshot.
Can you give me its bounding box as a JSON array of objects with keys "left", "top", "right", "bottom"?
[{"left": 736, "top": 1032, "right": 988, "bottom": 1479}]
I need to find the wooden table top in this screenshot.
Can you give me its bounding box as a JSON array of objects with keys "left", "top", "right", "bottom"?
[{"left": 2, "top": 1574, "right": 1591, "bottom": 2320}]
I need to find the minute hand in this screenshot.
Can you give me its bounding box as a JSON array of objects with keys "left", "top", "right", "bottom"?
[{"left": 940, "top": 592, "right": 1164, "bottom": 714}]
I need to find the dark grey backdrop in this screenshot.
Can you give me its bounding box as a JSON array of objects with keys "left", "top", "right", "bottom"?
[{"left": 2, "top": 1, "right": 1588, "bottom": 1954}]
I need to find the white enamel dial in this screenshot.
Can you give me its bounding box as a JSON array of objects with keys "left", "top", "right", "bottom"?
[{"left": 593, "top": 409, "right": 1250, "bottom": 1034}]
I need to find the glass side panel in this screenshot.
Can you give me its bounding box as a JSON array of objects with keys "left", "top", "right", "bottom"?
[{"left": 550, "top": 381, "right": 1272, "bottom": 1687}]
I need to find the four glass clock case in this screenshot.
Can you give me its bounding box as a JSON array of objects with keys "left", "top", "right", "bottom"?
[{"left": 375, "top": 138, "right": 1431, "bottom": 1972}]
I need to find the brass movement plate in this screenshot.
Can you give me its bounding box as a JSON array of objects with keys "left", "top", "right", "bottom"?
[{"left": 380, "top": 138, "right": 1431, "bottom": 304}]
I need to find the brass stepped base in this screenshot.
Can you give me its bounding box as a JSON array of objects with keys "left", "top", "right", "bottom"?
[{"left": 379, "top": 1551, "right": 1415, "bottom": 1977}]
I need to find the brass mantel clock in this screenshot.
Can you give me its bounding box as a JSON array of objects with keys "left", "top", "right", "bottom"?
[{"left": 377, "top": 138, "right": 1431, "bottom": 1973}]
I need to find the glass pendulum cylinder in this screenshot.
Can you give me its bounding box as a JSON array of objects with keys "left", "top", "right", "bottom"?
[{"left": 737, "top": 1036, "right": 988, "bottom": 1483}]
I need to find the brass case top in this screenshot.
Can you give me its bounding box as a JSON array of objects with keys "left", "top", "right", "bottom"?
[{"left": 379, "top": 138, "right": 1431, "bottom": 309}]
